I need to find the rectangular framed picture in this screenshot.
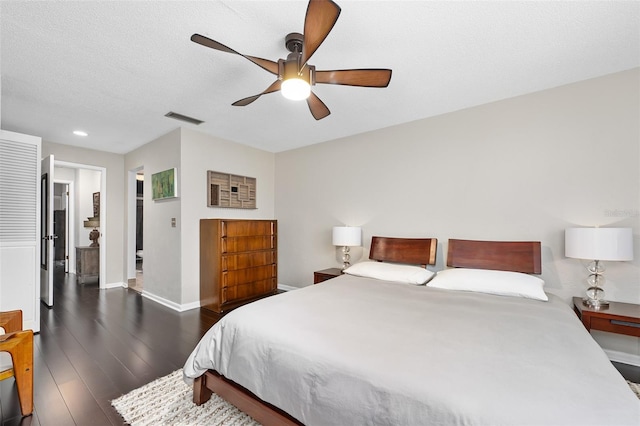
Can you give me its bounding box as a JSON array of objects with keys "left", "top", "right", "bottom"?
[
  {"left": 151, "top": 168, "right": 178, "bottom": 200},
  {"left": 93, "top": 192, "right": 100, "bottom": 217}
]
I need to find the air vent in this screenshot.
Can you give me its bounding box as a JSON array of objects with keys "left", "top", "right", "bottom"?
[{"left": 164, "top": 111, "right": 204, "bottom": 125}]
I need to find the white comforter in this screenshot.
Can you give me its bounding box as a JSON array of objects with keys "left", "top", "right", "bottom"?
[{"left": 184, "top": 275, "right": 640, "bottom": 425}]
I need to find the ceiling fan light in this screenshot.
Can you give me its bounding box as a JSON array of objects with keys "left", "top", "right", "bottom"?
[{"left": 281, "top": 78, "right": 311, "bottom": 101}]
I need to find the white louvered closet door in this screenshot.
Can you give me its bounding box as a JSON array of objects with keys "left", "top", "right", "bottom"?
[{"left": 0, "top": 130, "right": 42, "bottom": 332}]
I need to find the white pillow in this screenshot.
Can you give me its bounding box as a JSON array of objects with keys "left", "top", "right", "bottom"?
[
  {"left": 427, "top": 268, "right": 548, "bottom": 301},
  {"left": 344, "top": 261, "right": 435, "bottom": 285}
]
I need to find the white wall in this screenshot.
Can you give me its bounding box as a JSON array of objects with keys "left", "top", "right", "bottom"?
[
  {"left": 124, "top": 128, "right": 182, "bottom": 303},
  {"left": 275, "top": 69, "right": 640, "bottom": 358},
  {"left": 124, "top": 127, "right": 275, "bottom": 309},
  {"left": 180, "top": 127, "right": 276, "bottom": 306}
]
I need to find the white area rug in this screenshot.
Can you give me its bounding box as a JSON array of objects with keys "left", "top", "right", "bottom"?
[
  {"left": 113, "top": 369, "right": 640, "bottom": 425},
  {"left": 111, "top": 369, "right": 259, "bottom": 426}
]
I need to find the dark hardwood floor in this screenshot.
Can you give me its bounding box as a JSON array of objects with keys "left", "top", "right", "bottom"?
[
  {"left": 1, "top": 265, "right": 639, "bottom": 425},
  {"left": 1, "top": 264, "right": 222, "bottom": 426}
]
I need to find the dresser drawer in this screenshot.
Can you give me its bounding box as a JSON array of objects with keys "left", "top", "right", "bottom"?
[
  {"left": 221, "top": 220, "right": 276, "bottom": 237},
  {"left": 221, "top": 278, "right": 276, "bottom": 304},
  {"left": 222, "top": 251, "right": 276, "bottom": 270},
  {"left": 222, "top": 236, "right": 276, "bottom": 253},
  {"left": 222, "top": 264, "right": 277, "bottom": 287}
]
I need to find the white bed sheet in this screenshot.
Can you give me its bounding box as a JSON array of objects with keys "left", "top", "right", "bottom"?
[{"left": 184, "top": 274, "right": 639, "bottom": 425}]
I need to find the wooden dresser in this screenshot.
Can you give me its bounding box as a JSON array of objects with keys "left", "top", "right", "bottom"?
[{"left": 200, "top": 219, "right": 277, "bottom": 313}]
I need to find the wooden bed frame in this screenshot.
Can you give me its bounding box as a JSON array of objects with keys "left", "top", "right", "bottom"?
[
  {"left": 192, "top": 237, "right": 540, "bottom": 425},
  {"left": 369, "top": 235, "right": 437, "bottom": 266},
  {"left": 193, "top": 370, "right": 302, "bottom": 425},
  {"left": 447, "top": 239, "right": 541, "bottom": 274}
]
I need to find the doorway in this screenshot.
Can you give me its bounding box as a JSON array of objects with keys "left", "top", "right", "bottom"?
[
  {"left": 127, "top": 167, "right": 144, "bottom": 293},
  {"left": 53, "top": 161, "right": 107, "bottom": 290}
]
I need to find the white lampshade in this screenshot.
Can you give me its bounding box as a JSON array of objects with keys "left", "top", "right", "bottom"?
[
  {"left": 565, "top": 227, "right": 633, "bottom": 261},
  {"left": 332, "top": 226, "right": 362, "bottom": 247}
]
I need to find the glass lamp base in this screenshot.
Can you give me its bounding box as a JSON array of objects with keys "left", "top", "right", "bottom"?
[
  {"left": 583, "top": 278, "right": 608, "bottom": 310},
  {"left": 341, "top": 246, "right": 351, "bottom": 270},
  {"left": 582, "top": 297, "right": 610, "bottom": 310}
]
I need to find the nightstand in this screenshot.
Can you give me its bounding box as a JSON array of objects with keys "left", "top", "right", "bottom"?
[
  {"left": 314, "top": 268, "right": 343, "bottom": 284},
  {"left": 573, "top": 297, "right": 640, "bottom": 338}
]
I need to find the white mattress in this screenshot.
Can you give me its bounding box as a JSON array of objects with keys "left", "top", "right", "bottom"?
[{"left": 184, "top": 274, "right": 640, "bottom": 425}]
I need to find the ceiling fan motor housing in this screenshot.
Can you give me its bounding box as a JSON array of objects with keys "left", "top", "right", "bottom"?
[{"left": 278, "top": 57, "right": 315, "bottom": 86}]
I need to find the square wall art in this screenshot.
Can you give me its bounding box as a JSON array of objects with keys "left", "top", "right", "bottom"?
[{"left": 152, "top": 168, "right": 178, "bottom": 200}]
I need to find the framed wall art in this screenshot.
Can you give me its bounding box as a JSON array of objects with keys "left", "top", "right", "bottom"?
[
  {"left": 207, "top": 170, "right": 256, "bottom": 209},
  {"left": 152, "top": 168, "right": 178, "bottom": 200},
  {"left": 92, "top": 192, "right": 100, "bottom": 217}
]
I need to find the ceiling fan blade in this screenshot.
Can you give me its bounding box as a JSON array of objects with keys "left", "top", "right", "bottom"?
[
  {"left": 307, "top": 91, "right": 331, "bottom": 120},
  {"left": 191, "top": 34, "right": 279, "bottom": 75},
  {"left": 232, "top": 80, "right": 282, "bottom": 107},
  {"left": 300, "top": 0, "right": 341, "bottom": 67},
  {"left": 316, "top": 69, "right": 392, "bottom": 87}
]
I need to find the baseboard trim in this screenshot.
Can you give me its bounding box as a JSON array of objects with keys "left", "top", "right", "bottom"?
[
  {"left": 104, "top": 281, "right": 126, "bottom": 289},
  {"left": 140, "top": 290, "right": 200, "bottom": 312},
  {"left": 605, "top": 349, "right": 640, "bottom": 367},
  {"left": 180, "top": 300, "right": 201, "bottom": 311},
  {"left": 108, "top": 283, "right": 300, "bottom": 309}
]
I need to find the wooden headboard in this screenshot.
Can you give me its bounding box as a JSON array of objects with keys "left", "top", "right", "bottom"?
[
  {"left": 447, "top": 239, "right": 541, "bottom": 274},
  {"left": 369, "top": 236, "right": 437, "bottom": 267}
]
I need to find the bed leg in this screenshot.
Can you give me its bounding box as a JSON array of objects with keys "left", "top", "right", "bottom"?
[{"left": 193, "top": 375, "right": 213, "bottom": 405}]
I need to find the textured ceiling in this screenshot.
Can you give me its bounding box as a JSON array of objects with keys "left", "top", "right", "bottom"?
[{"left": 1, "top": 1, "right": 639, "bottom": 154}]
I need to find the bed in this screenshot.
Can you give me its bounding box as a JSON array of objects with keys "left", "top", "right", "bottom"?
[{"left": 184, "top": 237, "right": 639, "bottom": 425}]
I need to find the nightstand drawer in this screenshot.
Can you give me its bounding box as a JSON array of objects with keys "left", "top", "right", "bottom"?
[
  {"left": 590, "top": 317, "right": 640, "bottom": 337},
  {"left": 573, "top": 297, "right": 640, "bottom": 338}
]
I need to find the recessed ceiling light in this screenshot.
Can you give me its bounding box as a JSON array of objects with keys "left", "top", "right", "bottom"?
[{"left": 73, "top": 130, "right": 88, "bottom": 137}]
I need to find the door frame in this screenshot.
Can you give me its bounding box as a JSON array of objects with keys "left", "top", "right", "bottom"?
[
  {"left": 55, "top": 160, "right": 107, "bottom": 289},
  {"left": 127, "top": 167, "right": 143, "bottom": 284}
]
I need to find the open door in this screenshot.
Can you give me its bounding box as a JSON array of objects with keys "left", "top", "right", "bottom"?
[{"left": 40, "top": 155, "right": 54, "bottom": 307}]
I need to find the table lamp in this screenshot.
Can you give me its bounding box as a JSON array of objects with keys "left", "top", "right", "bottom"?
[
  {"left": 333, "top": 226, "right": 362, "bottom": 270},
  {"left": 565, "top": 227, "right": 633, "bottom": 309}
]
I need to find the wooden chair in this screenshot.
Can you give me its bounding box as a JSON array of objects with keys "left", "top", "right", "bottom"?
[{"left": 0, "top": 310, "right": 34, "bottom": 416}]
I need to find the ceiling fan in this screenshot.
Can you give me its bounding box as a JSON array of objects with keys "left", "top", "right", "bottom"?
[{"left": 191, "top": 0, "right": 392, "bottom": 120}]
